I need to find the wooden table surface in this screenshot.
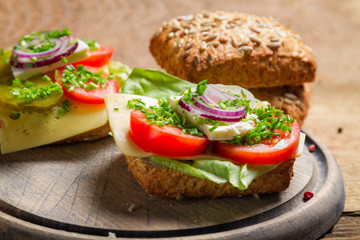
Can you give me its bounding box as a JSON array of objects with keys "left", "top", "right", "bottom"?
[{"left": 0, "top": 0, "right": 359, "bottom": 239}]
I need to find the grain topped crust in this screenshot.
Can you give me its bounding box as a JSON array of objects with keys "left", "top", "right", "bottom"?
[
  {"left": 150, "top": 10, "right": 316, "bottom": 88},
  {"left": 125, "top": 155, "right": 295, "bottom": 200}
]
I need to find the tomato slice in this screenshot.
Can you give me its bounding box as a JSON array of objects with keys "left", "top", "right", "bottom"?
[
  {"left": 129, "top": 110, "right": 210, "bottom": 157},
  {"left": 74, "top": 45, "right": 114, "bottom": 67},
  {"left": 55, "top": 65, "right": 119, "bottom": 104},
  {"left": 214, "top": 120, "right": 301, "bottom": 165}
]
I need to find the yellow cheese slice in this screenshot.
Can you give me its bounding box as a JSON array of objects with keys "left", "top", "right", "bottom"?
[
  {"left": 105, "top": 94, "right": 157, "bottom": 158},
  {"left": 294, "top": 132, "right": 306, "bottom": 158},
  {"left": 0, "top": 99, "right": 107, "bottom": 154}
]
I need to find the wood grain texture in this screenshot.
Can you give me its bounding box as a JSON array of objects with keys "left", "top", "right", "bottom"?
[
  {"left": 0, "top": 133, "right": 345, "bottom": 239},
  {"left": 0, "top": 0, "right": 358, "bottom": 238},
  {"left": 0, "top": 137, "right": 311, "bottom": 232},
  {"left": 323, "top": 214, "right": 360, "bottom": 240}
]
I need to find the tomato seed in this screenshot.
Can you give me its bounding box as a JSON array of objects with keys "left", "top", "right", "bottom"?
[
  {"left": 308, "top": 144, "right": 316, "bottom": 152},
  {"left": 303, "top": 191, "right": 314, "bottom": 201}
]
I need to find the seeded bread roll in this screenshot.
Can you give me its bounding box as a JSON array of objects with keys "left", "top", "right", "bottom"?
[
  {"left": 250, "top": 83, "right": 310, "bottom": 126},
  {"left": 125, "top": 155, "right": 295, "bottom": 200},
  {"left": 150, "top": 10, "right": 316, "bottom": 88}
]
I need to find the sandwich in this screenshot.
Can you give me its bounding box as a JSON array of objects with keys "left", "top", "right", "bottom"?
[
  {"left": 150, "top": 10, "right": 316, "bottom": 126},
  {"left": 0, "top": 28, "right": 130, "bottom": 154},
  {"left": 105, "top": 68, "right": 305, "bottom": 199},
  {"left": 104, "top": 10, "right": 315, "bottom": 199}
]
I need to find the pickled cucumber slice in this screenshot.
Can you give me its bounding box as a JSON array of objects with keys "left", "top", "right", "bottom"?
[
  {"left": 0, "top": 75, "right": 63, "bottom": 112},
  {"left": 0, "top": 48, "right": 13, "bottom": 84}
]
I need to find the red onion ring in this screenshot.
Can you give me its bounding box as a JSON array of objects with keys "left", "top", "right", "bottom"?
[
  {"left": 202, "top": 85, "right": 237, "bottom": 103},
  {"left": 178, "top": 98, "right": 243, "bottom": 122},
  {"left": 11, "top": 36, "right": 78, "bottom": 69},
  {"left": 11, "top": 38, "right": 62, "bottom": 58},
  {"left": 193, "top": 96, "right": 246, "bottom": 117},
  {"left": 192, "top": 84, "right": 256, "bottom": 109}
]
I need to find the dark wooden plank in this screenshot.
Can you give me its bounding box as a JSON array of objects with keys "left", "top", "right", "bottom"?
[{"left": 323, "top": 214, "right": 360, "bottom": 240}]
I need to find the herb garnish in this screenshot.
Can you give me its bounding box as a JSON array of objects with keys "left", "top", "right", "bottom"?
[
  {"left": 60, "top": 64, "right": 113, "bottom": 91},
  {"left": 0, "top": 48, "right": 10, "bottom": 64},
  {"left": 10, "top": 78, "right": 63, "bottom": 103},
  {"left": 127, "top": 98, "right": 204, "bottom": 136},
  {"left": 83, "top": 38, "right": 100, "bottom": 51},
  {"left": 182, "top": 80, "right": 207, "bottom": 103},
  {"left": 9, "top": 112, "right": 21, "bottom": 120},
  {"left": 58, "top": 99, "right": 72, "bottom": 115},
  {"left": 16, "top": 28, "right": 72, "bottom": 54},
  {"left": 229, "top": 105, "right": 294, "bottom": 145}
]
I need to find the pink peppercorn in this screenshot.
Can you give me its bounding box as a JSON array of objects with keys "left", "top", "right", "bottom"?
[
  {"left": 308, "top": 144, "right": 316, "bottom": 152},
  {"left": 303, "top": 191, "right": 314, "bottom": 201}
]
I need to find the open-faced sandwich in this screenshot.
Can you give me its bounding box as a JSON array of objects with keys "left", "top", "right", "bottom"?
[
  {"left": 0, "top": 28, "right": 130, "bottom": 154},
  {"left": 105, "top": 68, "right": 305, "bottom": 199}
]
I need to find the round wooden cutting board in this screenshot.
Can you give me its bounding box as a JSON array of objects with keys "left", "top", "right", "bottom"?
[{"left": 0, "top": 131, "right": 344, "bottom": 240}]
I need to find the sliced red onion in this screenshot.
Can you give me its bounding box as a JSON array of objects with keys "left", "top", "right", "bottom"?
[
  {"left": 11, "top": 36, "right": 78, "bottom": 69},
  {"left": 178, "top": 98, "right": 243, "bottom": 122},
  {"left": 193, "top": 96, "right": 246, "bottom": 117},
  {"left": 178, "top": 83, "right": 257, "bottom": 122},
  {"left": 11, "top": 38, "right": 62, "bottom": 58},
  {"left": 192, "top": 84, "right": 256, "bottom": 108},
  {"left": 203, "top": 85, "right": 237, "bottom": 103}
]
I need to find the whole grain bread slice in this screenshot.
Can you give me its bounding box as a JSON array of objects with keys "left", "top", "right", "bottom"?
[{"left": 124, "top": 155, "right": 295, "bottom": 200}]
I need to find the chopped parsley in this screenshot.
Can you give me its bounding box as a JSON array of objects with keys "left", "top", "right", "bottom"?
[
  {"left": 216, "top": 97, "right": 252, "bottom": 112},
  {"left": 0, "top": 48, "right": 4, "bottom": 56},
  {"left": 0, "top": 48, "right": 10, "bottom": 63},
  {"left": 61, "top": 56, "right": 68, "bottom": 64},
  {"left": 10, "top": 78, "right": 63, "bottom": 103},
  {"left": 9, "top": 112, "right": 21, "bottom": 120},
  {"left": 195, "top": 116, "right": 229, "bottom": 128},
  {"left": 60, "top": 64, "right": 112, "bottom": 91},
  {"left": 182, "top": 79, "right": 207, "bottom": 103},
  {"left": 127, "top": 98, "right": 204, "bottom": 136},
  {"left": 58, "top": 99, "right": 72, "bottom": 115},
  {"left": 15, "top": 28, "right": 72, "bottom": 54},
  {"left": 229, "top": 105, "right": 295, "bottom": 145},
  {"left": 42, "top": 75, "right": 52, "bottom": 82},
  {"left": 83, "top": 38, "right": 100, "bottom": 51},
  {"left": 195, "top": 79, "right": 207, "bottom": 95}
]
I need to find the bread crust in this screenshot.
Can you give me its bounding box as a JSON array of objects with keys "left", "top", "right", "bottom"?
[
  {"left": 250, "top": 83, "right": 311, "bottom": 126},
  {"left": 150, "top": 11, "right": 316, "bottom": 88},
  {"left": 125, "top": 155, "right": 295, "bottom": 200}
]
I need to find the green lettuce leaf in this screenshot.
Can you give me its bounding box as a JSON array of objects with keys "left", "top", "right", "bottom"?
[
  {"left": 121, "top": 68, "right": 196, "bottom": 99},
  {"left": 108, "top": 61, "right": 132, "bottom": 88},
  {"left": 150, "top": 156, "right": 278, "bottom": 190}
]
